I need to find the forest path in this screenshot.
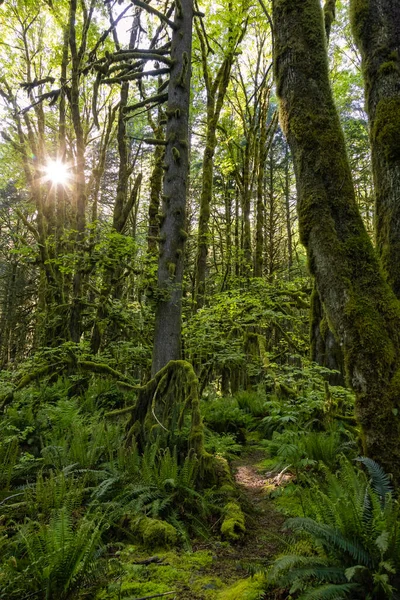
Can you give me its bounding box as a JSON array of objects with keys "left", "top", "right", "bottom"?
[
  {"left": 116, "top": 449, "right": 287, "bottom": 600},
  {"left": 189, "top": 449, "right": 286, "bottom": 599}
]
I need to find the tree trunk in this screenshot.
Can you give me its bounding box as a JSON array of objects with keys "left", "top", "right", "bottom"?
[
  {"left": 283, "top": 142, "right": 293, "bottom": 270},
  {"left": 194, "top": 45, "right": 241, "bottom": 307},
  {"left": 310, "top": 285, "right": 345, "bottom": 386},
  {"left": 272, "top": 0, "right": 400, "bottom": 482},
  {"left": 350, "top": 0, "right": 400, "bottom": 298},
  {"left": 151, "top": 0, "right": 194, "bottom": 376}
]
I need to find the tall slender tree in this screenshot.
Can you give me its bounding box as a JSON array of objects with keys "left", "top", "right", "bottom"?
[{"left": 151, "top": 0, "right": 194, "bottom": 375}]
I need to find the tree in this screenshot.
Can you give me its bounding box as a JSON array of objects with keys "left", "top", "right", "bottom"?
[
  {"left": 350, "top": 0, "right": 400, "bottom": 298},
  {"left": 193, "top": 4, "right": 247, "bottom": 308},
  {"left": 272, "top": 0, "right": 400, "bottom": 482},
  {"left": 151, "top": 0, "right": 194, "bottom": 375}
]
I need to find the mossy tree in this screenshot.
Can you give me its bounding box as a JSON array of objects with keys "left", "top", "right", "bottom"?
[
  {"left": 350, "top": 0, "right": 400, "bottom": 299},
  {"left": 272, "top": 0, "right": 400, "bottom": 483}
]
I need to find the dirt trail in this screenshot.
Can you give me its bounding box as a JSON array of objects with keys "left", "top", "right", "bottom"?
[
  {"left": 203, "top": 451, "right": 286, "bottom": 585},
  {"left": 231, "top": 452, "right": 285, "bottom": 565}
]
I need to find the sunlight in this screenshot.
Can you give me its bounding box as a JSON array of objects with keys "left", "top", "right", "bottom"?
[{"left": 43, "top": 160, "right": 70, "bottom": 185}]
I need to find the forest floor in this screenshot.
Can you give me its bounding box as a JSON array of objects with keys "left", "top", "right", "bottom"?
[{"left": 104, "top": 449, "right": 287, "bottom": 600}]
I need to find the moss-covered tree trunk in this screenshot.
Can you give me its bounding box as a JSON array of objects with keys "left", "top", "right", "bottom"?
[
  {"left": 310, "top": 285, "right": 345, "bottom": 386},
  {"left": 272, "top": 0, "right": 400, "bottom": 483},
  {"left": 350, "top": 0, "right": 400, "bottom": 298},
  {"left": 283, "top": 142, "right": 293, "bottom": 270},
  {"left": 151, "top": 0, "right": 193, "bottom": 376}
]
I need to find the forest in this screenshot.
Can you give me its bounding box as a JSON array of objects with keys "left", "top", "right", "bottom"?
[{"left": 0, "top": 0, "right": 400, "bottom": 598}]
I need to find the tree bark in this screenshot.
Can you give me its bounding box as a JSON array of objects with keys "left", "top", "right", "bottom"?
[
  {"left": 151, "top": 0, "right": 194, "bottom": 376},
  {"left": 272, "top": 0, "right": 400, "bottom": 482},
  {"left": 350, "top": 0, "right": 400, "bottom": 298}
]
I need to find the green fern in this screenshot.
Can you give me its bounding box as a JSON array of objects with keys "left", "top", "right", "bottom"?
[
  {"left": 0, "top": 506, "right": 106, "bottom": 600},
  {"left": 267, "top": 458, "right": 400, "bottom": 599},
  {"left": 356, "top": 457, "right": 393, "bottom": 499},
  {"left": 297, "top": 583, "right": 361, "bottom": 600}
]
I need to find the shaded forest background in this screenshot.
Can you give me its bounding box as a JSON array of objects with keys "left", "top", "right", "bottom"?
[
  {"left": 2, "top": 1, "right": 398, "bottom": 599},
  {"left": 0, "top": 0, "right": 371, "bottom": 382}
]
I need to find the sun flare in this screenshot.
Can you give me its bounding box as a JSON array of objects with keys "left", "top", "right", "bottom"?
[{"left": 44, "top": 160, "right": 70, "bottom": 185}]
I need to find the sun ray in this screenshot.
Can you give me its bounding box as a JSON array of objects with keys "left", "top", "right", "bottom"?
[{"left": 42, "top": 160, "right": 71, "bottom": 186}]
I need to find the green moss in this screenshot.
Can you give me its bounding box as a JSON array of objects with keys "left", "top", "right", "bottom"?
[
  {"left": 323, "top": 0, "right": 336, "bottom": 41},
  {"left": 372, "top": 97, "right": 400, "bottom": 162},
  {"left": 172, "top": 146, "right": 180, "bottom": 162},
  {"left": 167, "top": 261, "right": 176, "bottom": 277},
  {"left": 132, "top": 516, "right": 178, "bottom": 549},
  {"left": 220, "top": 501, "right": 245, "bottom": 541},
  {"left": 349, "top": 0, "right": 370, "bottom": 44},
  {"left": 217, "top": 575, "right": 266, "bottom": 600},
  {"left": 379, "top": 61, "right": 400, "bottom": 76},
  {"left": 97, "top": 547, "right": 219, "bottom": 599}
]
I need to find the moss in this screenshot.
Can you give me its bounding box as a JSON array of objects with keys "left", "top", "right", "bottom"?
[
  {"left": 172, "top": 146, "right": 180, "bottom": 162},
  {"left": 167, "top": 261, "right": 176, "bottom": 277},
  {"left": 372, "top": 97, "right": 400, "bottom": 162},
  {"left": 220, "top": 501, "right": 245, "bottom": 541},
  {"left": 97, "top": 547, "right": 219, "bottom": 599},
  {"left": 323, "top": 0, "right": 336, "bottom": 41},
  {"left": 217, "top": 575, "right": 265, "bottom": 600},
  {"left": 379, "top": 61, "right": 400, "bottom": 76},
  {"left": 132, "top": 516, "right": 178, "bottom": 549},
  {"left": 349, "top": 0, "right": 370, "bottom": 44},
  {"left": 387, "top": 369, "right": 400, "bottom": 414}
]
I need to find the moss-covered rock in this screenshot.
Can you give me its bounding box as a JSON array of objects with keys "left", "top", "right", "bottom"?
[
  {"left": 217, "top": 575, "right": 266, "bottom": 600},
  {"left": 220, "top": 501, "right": 245, "bottom": 541},
  {"left": 131, "top": 516, "right": 178, "bottom": 549}
]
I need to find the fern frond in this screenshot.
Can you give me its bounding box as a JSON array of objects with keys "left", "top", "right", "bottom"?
[
  {"left": 356, "top": 457, "right": 392, "bottom": 499},
  {"left": 286, "top": 518, "right": 372, "bottom": 566},
  {"left": 297, "top": 582, "right": 361, "bottom": 600}
]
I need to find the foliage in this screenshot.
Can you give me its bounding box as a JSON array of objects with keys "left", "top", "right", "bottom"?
[
  {"left": 268, "top": 459, "right": 400, "bottom": 599},
  {"left": 265, "top": 427, "right": 355, "bottom": 474},
  {"left": 184, "top": 277, "right": 310, "bottom": 386},
  {"left": 0, "top": 507, "right": 107, "bottom": 600}
]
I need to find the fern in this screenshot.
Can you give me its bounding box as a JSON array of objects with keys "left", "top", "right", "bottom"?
[
  {"left": 286, "top": 518, "right": 373, "bottom": 566},
  {"left": 356, "top": 457, "right": 393, "bottom": 499},
  {"left": 297, "top": 583, "right": 361, "bottom": 599},
  {"left": 268, "top": 458, "right": 400, "bottom": 599},
  {"left": 0, "top": 506, "right": 106, "bottom": 600}
]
